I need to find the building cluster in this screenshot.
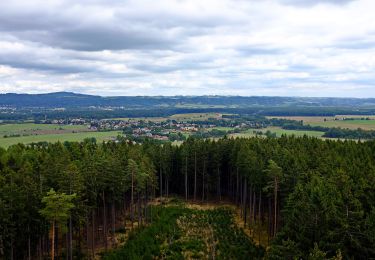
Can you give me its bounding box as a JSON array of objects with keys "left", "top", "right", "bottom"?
[{"left": 39, "top": 117, "right": 260, "bottom": 141}]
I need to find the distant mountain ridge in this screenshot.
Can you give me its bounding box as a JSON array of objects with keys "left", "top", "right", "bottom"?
[{"left": 1, "top": 92, "right": 375, "bottom": 108}]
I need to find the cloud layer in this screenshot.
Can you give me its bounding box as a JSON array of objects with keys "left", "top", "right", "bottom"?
[{"left": 0, "top": 0, "right": 374, "bottom": 97}]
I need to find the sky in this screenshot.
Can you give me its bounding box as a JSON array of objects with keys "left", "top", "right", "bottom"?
[{"left": 0, "top": 0, "right": 374, "bottom": 97}]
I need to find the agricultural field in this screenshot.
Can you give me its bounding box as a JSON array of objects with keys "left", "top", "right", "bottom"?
[
  {"left": 230, "top": 127, "right": 325, "bottom": 138},
  {"left": 0, "top": 123, "right": 89, "bottom": 137},
  {"left": 170, "top": 112, "right": 222, "bottom": 121},
  {"left": 111, "top": 113, "right": 223, "bottom": 123},
  {"left": 104, "top": 203, "right": 264, "bottom": 259},
  {"left": 0, "top": 130, "right": 122, "bottom": 148},
  {"left": 267, "top": 115, "right": 375, "bottom": 130},
  {"left": 309, "top": 119, "right": 375, "bottom": 130},
  {"left": 209, "top": 126, "right": 234, "bottom": 131},
  {"left": 110, "top": 117, "right": 167, "bottom": 123}
]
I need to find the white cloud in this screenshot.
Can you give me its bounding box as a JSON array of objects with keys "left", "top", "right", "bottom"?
[{"left": 0, "top": 0, "right": 374, "bottom": 97}]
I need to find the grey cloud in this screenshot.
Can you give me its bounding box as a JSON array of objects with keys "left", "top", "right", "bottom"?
[
  {"left": 56, "top": 28, "right": 177, "bottom": 51},
  {"left": 0, "top": 1, "right": 238, "bottom": 52},
  {"left": 0, "top": 59, "right": 94, "bottom": 74},
  {"left": 236, "top": 46, "right": 285, "bottom": 56},
  {"left": 1, "top": 22, "right": 181, "bottom": 52},
  {"left": 0, "top": 0, "right": 374, "bottom": 97},
  {"left": 333, "top": 39, "right": 375, "bottom": 50}
]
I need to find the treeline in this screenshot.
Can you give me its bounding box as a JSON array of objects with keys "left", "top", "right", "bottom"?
[
  {"left": 281, "top": 120, "right": 375, "bottom": 139},
  {"left": 3, "top": 92, "right": 375, "bottom": 108},
  {"left": 3, "top": 106, "right": 375, "bottom": 121},
  {"left": 323, "top": 127, "right": 375, "bottom": 139},
  {"left": 0, "top": 136, "right": 375, "bottom": 259}
]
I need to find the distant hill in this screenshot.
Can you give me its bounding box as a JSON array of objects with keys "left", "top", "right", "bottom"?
[{"left": 1, "top": 92, "right": 375, "bottom": 109}]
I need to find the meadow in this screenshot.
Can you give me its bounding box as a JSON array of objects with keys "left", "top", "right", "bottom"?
[
  {"left": 268, "top": 115, "right": 375, "bottom": 130},
  {"left": 111, "top": 112, "right": 223, "bottom": 123},
  {"left": 230, "top": 127, "right": 325, "bottom": 138},
  {"left": 0, "top": 123, "right": 121, "bottom": 148},
  {"left": 0, "top": 123, "right": 89, "bottom": 137}
]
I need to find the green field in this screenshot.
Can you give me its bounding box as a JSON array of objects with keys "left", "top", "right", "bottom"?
[
  {"left": 308, "top": 120, "right": 375, "bottom": 130},
  {"left": 230, "top": 127, "right": 325, "bottom": 138},
  {"left": 267, "top": 116, "right": 375, "bottom": 130},
  {"left": 110, "top": 113, "right": 223, "bottom": 123},
  {"left": 0, "top": 131, "right": 122, "bottom": 148},
  {"left": 0, "top": 123, "right": 88, "bottom": 137},
  {"left": 170, "top": 112, "right": 222, "bottom": 121},
  {"left": 209, "top": 126, "right": 234, "bottom": 131}
]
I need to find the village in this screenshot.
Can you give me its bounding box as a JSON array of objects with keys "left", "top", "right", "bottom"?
[{"left": 43, "top": 115, "right": 264, "bottom": 142}]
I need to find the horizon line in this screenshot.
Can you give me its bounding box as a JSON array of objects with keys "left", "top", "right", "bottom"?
[{"left": 1, "top": 91, "right": 375, "bottom": 100}]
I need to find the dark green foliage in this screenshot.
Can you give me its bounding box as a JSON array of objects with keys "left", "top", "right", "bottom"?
[
  {"left": 104, "top": 206, "right": 264, "bottom": 260},
  {"left": 103, "top": 206, "right": 185, "bottom": 260},
  {"left": 0, "top": 135, "right": 375, "bottom": 258}
]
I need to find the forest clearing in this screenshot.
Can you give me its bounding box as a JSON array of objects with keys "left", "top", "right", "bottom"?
[{"left": 104, "top": 198, "right": 265, "bottom": 259}]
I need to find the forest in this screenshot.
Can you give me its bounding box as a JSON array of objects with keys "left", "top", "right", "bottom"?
[
  {"left": 0, "top": 136, "right": 375, "bottom": 259},
  {"left": 2, "top": 92, "right": 375, "bottom": 109}
]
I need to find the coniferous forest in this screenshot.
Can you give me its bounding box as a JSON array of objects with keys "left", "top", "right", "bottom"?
[{"left": 1, "top": 136, "right": 375, "bottom": 259}]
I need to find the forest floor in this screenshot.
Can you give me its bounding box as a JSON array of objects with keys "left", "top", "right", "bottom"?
[
  {"left": 99, "top": 197, "right": 268, "bottom": 259},
  {"left": 182, "top": 199, "right": 270, "bottom": 249}
]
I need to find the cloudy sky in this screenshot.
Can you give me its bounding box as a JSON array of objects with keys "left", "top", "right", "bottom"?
[{"left": 0, "top": 0, "right": 374, "bottom": 97}]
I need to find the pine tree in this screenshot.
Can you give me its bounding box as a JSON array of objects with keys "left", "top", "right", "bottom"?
[{"left": 39, "top": 189, "right": 76, "bottom": 260}]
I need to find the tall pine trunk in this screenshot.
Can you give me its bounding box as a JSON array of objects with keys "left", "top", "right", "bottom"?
[
  {"left": 236, "top": 167, "right": 239, "bottom": 204},
  {"left": 194, "top": 151, "right": 197, "bottom": 201},
  {"left": 103, "top": 191, "right": 107, "bottom": 251},
  {"left": 131, "top": 169, "right": 134, "bottom": 228},
  {"left": 69, "top": 216, "right": 73, "bottom": 260},
  {"left": 137, "top": 192, "right": 141, "bottom": 227},
  {"left": 274, "top": 177, "right": 278, "bottom": 237},
  {"left": 159, "top": 168, "right": 163, "bottom": 198},
  {"left": 112, "top": 203, "right": 116, "bottom": 246},
  {"left": 253, "top": 191, "right": 256, "bottom": 223},
  {"left": 91, "top": 210, "right": 95, "bottom": 259},
  {"left": 202, "top": 160, "right": 205, "bottom": 202},
  {"left": 243, "top": 180, "right": 247, "bottom": 227},
  {"left": 249, "top": 185, "right": 253, "bottom": 229},
  {"left": 28, "top": 224, "right": 31, "bottom": 260},
  {"left": 258, "top": 190, "right": 262, "bottom": 244},
  {"left": 51, "top": 220, "right": 55, "bottom": 260},
  {"left": 185, "top": 156, "right": 188, "bottom": 201}
]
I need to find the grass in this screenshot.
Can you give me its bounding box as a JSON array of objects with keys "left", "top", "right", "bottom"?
[
  {"left": 110, "top": 117, "right": 167, "bottom": 123},
  {"left": 0, "top": 131, "right": 122, "bottom": 148},
  {"left": 267, "top": 115, "right": 375, "bottom": 130},
  {"left": 230, "top": 127, "right": 324, "bottom": 138},
  {"left": 308, "top": 120, "right": 375, "bottom": 130},
  {"left": 268, "top": 127, "right": 325, "bottom": 137},
  {"left": 110, "top": 113, "right": 223, "bottom": 123},
  {"left": 209, "top": 126, "right": 234, "bottom": 131},
  {"left": 0, "top": 123, "right": 88, "bottom": 137},
  {"left": 104, "top": 204, "right": 264, "bottom": 259},
  {"left": 170, "top": 113, "right": 222, "bottom": 121}
]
